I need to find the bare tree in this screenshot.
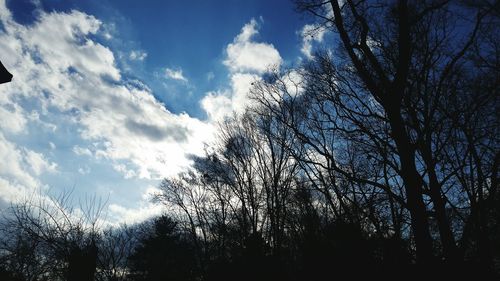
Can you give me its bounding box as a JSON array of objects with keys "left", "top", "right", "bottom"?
[
  {"left": 0, "top": 192, "right": 106, "bottom": 281},
  {"left": 96, "top": 225, "right": 138, "bottom": 281},
  {"left": 245, "top": 0, "right": 500, "bottom": 266}
]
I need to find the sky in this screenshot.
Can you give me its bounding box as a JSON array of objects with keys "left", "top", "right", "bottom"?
[{"left": 0, "top": 0, "right": 328, "bottom": 225}]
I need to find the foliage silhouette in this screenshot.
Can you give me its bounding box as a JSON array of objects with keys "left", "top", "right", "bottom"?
[{"left": 127, "top": 215, "right": 198, "bottom": 281}]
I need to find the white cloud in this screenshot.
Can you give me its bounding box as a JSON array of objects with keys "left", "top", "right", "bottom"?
[
  {"left": 282, "top": 70, "right": 305, "bottom": 97},
  {"left": 201, "top": 73, "right": 261, "bottom": 122},
  {"left": 0, "top": 133, "right": 38, "bottom": 190},
  {"left": 24, "top": 149, "right": 58, "bottom": 176},
  {"left": 200, "top": 91, "right": 233, "bottom": 121},
  {"left": 108, "top": 201, "right": 163, "bottom": 225},
  {"left": 28, "top": 110, "right": 57, "bottom": 132},
  {"left": 73, "top": 145, "right": 93, "bottom": 156},
  {"left": 0, "top": 3, "right": 214, "bottom": 186},
  {"left": 106, "top": 185, "right": 164, "bottom": 225},
  {"left": 0, "top": 1, "right": 222, "bottom": 227},
  {"left": 300, "top": 24, "right": 327, "bottom": 60},
  {"left": 101, "top": 22, "right": 116, "bottom": 40},
  {"left": 230, "top": 72, "right": 260, "bottom": 113},
  {"left": 0, "top": 102, "right": 27, "bottom": 134},
  {"left": 99, "top": 185, "right": 165, "bottom": 226},
  {"left": 0, "top": 133, "right": 50, "bottom": 203},
  {"left": 113, "top": 163, "right": 137, "bottom": 179},
  {"left": 0, "top": 4, "right": 291, "bottom": 225},
  {"left": 202, "top": 19, "right": 281, "bottom": 121},
  {"left": 223, "top": 19, "right": 282, "bottom": 74},
  {"left": 164, "top": 67, "right": 188, "bottom": 82},
  {"left": 129, "top": 50, "right": 147, "bottom": 61},
  {"left": 142, "top": 185, "right": 161, "bottom": 200}
]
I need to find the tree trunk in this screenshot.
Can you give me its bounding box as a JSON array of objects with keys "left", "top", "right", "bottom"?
[
  {"left": 386, "top": 106, "right": 435, "bottom": 264},
  {"left": 427, "top": 167, "right": 460, "bottom": 261}
]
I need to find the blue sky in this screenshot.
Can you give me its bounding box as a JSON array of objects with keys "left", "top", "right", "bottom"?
[
  {"left": 7, "top": 0, "right": 306, "bottom": 118},
  {"left": 0, "top": 0, "right": 327, "bottom": 225}
]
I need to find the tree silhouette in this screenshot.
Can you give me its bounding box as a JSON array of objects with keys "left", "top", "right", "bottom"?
[
  {"left": 127, "top": 215, "right": 198, "bottom": 281},
  {"left": 1, "top": 1, "right": 498, "bottom": 280},
  {"left": 0, "top": 192, "right": 104, "bottom": 281}
]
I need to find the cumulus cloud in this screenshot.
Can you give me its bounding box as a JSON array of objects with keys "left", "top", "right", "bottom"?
[
  {"left": 0, "top": 1, "right": 214, "bottom": 197},
  {"left": 0, "top": 132, "right": 51, "bottom": 203},
  {"left": 108, "top": 202, "right": 163, "bottom": 225},
  {"left": 164, "top": 67, "right": 188, "bottom": 82},
  {"left": 300, "top": 24, "right": 327, "bottom": 60},
  {"left": 24, "top": 149, "right": 58, "bottom": 176},
  {"left": 201, "top": 73, "right": 261, "bottom": 122},
  {"left": 202, "top": 19, "right": 281, "bottom": 121},
  {"left": 0, "top": 4, "right": 292, "bottom": 225},
  {"left": 0, "top": 102, "right": 27, "bottom": 134},
  {"left": 107, "top": 186, "right": 164, "bottom": 225},
  {"left": 223, "top": 19, "right": 282, "bottom": 74},
  {"left": 200, "top": 92, "right": 233, "bottom": 121}
]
